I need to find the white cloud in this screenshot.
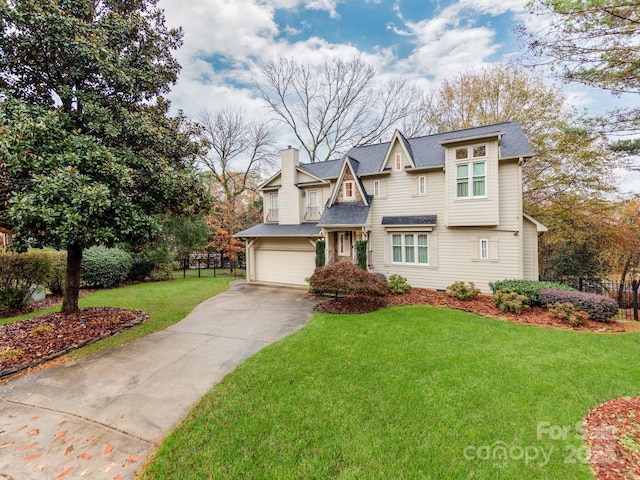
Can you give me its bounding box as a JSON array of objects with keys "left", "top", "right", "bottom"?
[
  {"left": 394, "top": 3, "right": 501, "bottom": 81},
  {"left": 459, "top": 0, "right": 526, "bottom": 16}
]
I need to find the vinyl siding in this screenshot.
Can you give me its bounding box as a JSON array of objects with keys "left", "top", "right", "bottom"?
[
  {"left": 522, "top": 217, "right": 539, "bottom": 280},
  {"left": 279, "top": 149, "right": 301, "bottom": 224},
  {"left": 445, "top": 141, "right": 500, "bottom": 226}
]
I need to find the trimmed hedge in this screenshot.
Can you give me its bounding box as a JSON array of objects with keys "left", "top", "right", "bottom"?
[
  {"left": 538, "top": 288, "right": 618, "bottom": 322},
  {"left": 310, "top": 262, "right": 389, "bottom": 299},
  {"left": 489, "top": 279, "right": 575, "bottom": 305},
  {"left": 0, "top": 251, "right": 53, "bottom": 309},
  {"left": 81, "top": 246, "right": 133, "bottom": 288},
  {"left": 46, "top": 250, "right": 67, "bottom": 296}
]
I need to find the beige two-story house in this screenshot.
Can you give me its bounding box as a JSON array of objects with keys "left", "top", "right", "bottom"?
[{"left": 235, "top": 121, "right": 547, "bottom": 292}]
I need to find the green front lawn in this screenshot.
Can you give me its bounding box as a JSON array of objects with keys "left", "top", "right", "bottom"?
[
  {"left": 1, "top": 274, "right": 235, "bottom": 359},
  {"left": 142, "top": 305, "right": 640, "bottom": 479}
]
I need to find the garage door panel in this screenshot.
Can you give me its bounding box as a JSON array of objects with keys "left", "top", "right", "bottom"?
[{"left": 255, "top": 239, "right": 315, "bottom": 286}]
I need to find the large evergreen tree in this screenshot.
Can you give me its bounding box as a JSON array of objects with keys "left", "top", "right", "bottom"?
[{"left": 0, "top": 0, "right": 211, "bottom": 312}]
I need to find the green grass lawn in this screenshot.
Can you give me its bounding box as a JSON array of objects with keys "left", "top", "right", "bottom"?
[
  {"left": 1, "top": 273, "right": 235, "bottom": 358},
  {"left": 141, "top": 305, "right": 640, "bottom": 480}
]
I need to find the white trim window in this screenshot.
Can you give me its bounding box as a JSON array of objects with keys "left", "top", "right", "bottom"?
[
  {"left": 344, "top": 180, "right": 355, "bottom": 199},
  {"left": 418, "top": 175, "right": 426, "bottom": 195},
  {"left": 479, "top": 238, "right": 489, "bottom": 260},
  {"left": 373, "top": 180, "right": 380, "bottom": 197},
  {"left": 456, "top": 161, "right": 486, "bottom": 198},
  {"left": 391, "top": 233, "right": 429, "bottom": 265}
]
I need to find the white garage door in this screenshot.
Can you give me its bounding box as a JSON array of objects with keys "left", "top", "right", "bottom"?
[{"left": 255, "top": 239, "right": 315, "bottom": 286}]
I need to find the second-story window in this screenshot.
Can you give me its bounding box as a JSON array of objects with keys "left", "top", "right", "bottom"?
[
  {"left": 344, "top": 180, "right": 355, "bottom": 199},
  {"left": 373, "top": 180, "right": 380, "bottom": 197},
  {"left": 456, "top": 161, "right": 486, "bottom": 198},
  {"left": 268, "top": 193, "right": 279, "bottom": 221},
  {"left": 306, "top": 190, "right": 319, "bottom": 220},
  {"left": 395, "top": 153, "right": 402, "bottom": 171}
]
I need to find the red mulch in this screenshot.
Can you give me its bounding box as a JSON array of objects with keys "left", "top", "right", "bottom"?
[
  {"left": 0, "top": 307, "right": 149, "bottom": 379},
  {"left": 584, "top": 397, "right": 640, "bottom": 480},
  {"left": 314, "top": 288, "right": 625, "bottom": 332}
]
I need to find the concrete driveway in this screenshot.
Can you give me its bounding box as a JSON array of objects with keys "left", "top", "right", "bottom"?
[{"left": 0, "top": 281, "right": 316, "bottom": 479}]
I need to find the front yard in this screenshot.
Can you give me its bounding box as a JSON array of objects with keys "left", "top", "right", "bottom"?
[{"left": 142, "top": 305, "right": 640, "bottom": 479}]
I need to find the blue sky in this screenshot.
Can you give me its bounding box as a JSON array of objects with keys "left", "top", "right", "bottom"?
[{"left": 158, "top": 0, "right": 638, "bottom": 193}]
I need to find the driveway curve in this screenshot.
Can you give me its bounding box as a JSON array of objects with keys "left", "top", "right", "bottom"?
[{"left": 0, "top": 281, "right": 316, "bottom": 479}]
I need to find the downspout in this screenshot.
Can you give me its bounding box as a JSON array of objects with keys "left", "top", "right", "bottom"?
[{"left": 517, "top": 157, "right": 524, "bottom": 279}]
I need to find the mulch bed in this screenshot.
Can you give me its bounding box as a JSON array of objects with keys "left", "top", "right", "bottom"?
[
  {"left": 314, "top": 287, "right": 625, "bottom": 332},
  {"left": 0, "top": 307, "right": 149, "bottom": 379},
  {"left": 584, "top": 398, "right": 640, "bottom": 480}
]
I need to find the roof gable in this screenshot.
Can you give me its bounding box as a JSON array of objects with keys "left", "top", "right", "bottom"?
[
  {"left": 380, "top": 130, "right": 415, "bottom": 172},
  {"left": 328, "top": 156, "right": 370, "bottom": 206}
]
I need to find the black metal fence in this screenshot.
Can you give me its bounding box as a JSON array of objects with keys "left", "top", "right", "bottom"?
[
  {"left": 180, "top": 253, "right": 246, "bottom": 278},
  {"left": 541, "top": 277, "right": 640, "bottom": 321}
]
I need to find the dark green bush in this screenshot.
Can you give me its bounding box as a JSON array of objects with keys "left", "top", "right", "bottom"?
[
  {"left": 355, "top": 240, "right": 368, "bottom": 270},
  {"left": 0, "top": 251, "right": 53, "bottom": 309},
  {"left": 447, "top": 281, "right": 480, "bottom": 301},
  {"left": 81, "top": 246, "right": 132, "bottom": 288},
  {"left": 489, "top": 279, "right": 574, "bottom": 305},
  {"left": 492, "top": 289, "right": 530, "bottom": 314},
  {"left": 315, "top": 240, "right": 326, "bottom": 268},
  {"left": 388, "top": 274, "right": 411, "bottom": 294},
  {"left": 144, "top": 244, "right": 175, "bottom": 281},
  {"left": 128, "top": 258, "right": 154, "bottom": 282}
]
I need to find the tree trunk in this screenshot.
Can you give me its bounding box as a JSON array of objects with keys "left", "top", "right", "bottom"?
[{"left": 62, "top": 243, "right": 82, "bottom": 314}]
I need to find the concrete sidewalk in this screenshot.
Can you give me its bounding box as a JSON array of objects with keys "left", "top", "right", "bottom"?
[{"left": 0, "top": 281, "right": 316, "bottom": 479}]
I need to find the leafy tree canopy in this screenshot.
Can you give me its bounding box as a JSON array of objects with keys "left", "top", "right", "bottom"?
[
  {"left": 0, "top": 0, "right": 211, "bottom": 312},
  {"left": 522, "top": 0, "right": 640, "bottom": 141}
]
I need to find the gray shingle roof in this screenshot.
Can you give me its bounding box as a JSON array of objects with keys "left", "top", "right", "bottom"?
[
  {"left": 381, "top": 215, "right": 437, "bottom": 225},
  {"left": 297, "top": 121, "right": 532, "bottom": 178},
  {"left": 235, "top": 223, "right": 321, "bottom": 237},
  {"left": 318, "top": 201, "right": 370, "bottom": 226}
]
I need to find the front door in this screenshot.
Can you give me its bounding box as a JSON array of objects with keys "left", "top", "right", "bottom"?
[{"left": 337, "top": 231, "right": 352, "bottom": 260}]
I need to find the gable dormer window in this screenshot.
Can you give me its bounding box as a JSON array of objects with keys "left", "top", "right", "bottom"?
[
  {"left": 394, "top": 153, "right": 402, "bottom": 171},
  {"left": 344, "top": 180, "right": 355, "bottom": 199}
]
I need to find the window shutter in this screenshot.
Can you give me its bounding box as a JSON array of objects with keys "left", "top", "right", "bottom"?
[
  {"left": 380, "top": 179, "right": 387, "bottom": 198},
  {"left": 411, "top": 177, "right": 418, "bottom": 197},
  {"left": 490, "top": 238, "right": 499, "bottom": 261},
  {"left": 470, "top": 238, "right": 479, "bottom": 261}
]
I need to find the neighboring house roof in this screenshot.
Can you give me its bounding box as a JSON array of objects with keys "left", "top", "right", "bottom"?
[
  {"left": 297, "top": 121, "right": 532, "bottom": 179},
  {"left": 318, "top": 201, "right": 371, "bottom": 227},
  {"left": 381, "top": 215, "right": 437, "bottom": 225},
  {"left": 235, "top": 223, "right": 321, "bottom": 238}
]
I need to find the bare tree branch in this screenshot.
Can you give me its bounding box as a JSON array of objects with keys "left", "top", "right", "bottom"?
[{"left": 256, "top": 56, "right": 423, "bottom": 162}]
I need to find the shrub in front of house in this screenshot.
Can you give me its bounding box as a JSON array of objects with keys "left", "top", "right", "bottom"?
[
  {"left": 81, "top": 246, "right": 133, "bottom": 288},
  {"left": 489, "top": 279, "right": 575, "bottom": 305},
  {"left": 492, "top": 288, "right": 531, "bottom": 314},
  {"left": 547, "top": 302, "right": 589, "bottom": 327},
  {"left": 388, "top": 274, "right": 411, "bottom": 294},
  {"left": 43, "top": 250, "right": 67, "bottom": 296},
  {"left": 538, "top": 288, "right": 618, "bottom": 322},
  {"left": 0, "top": 250, "right": 53, "bottom": 309},
  {"left": 447, "top": 281, "right": 480, "bottom": 301},
  {"left": 128, "top": 258, "right": 154, "bottom": 282},
  {"left": 310, "top": 262, "right": 389, "bottom": 299}
]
